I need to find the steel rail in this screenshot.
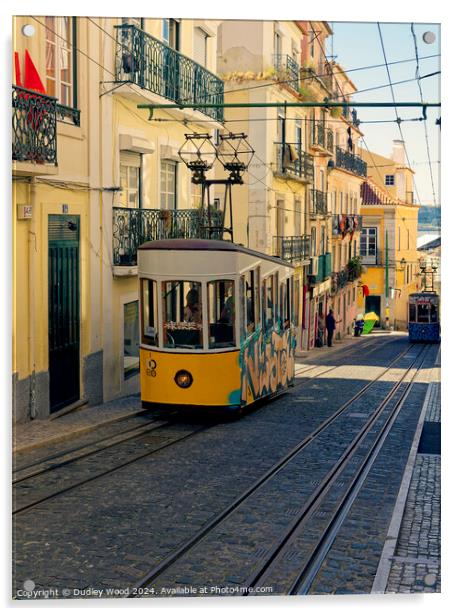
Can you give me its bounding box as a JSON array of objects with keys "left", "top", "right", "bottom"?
[
  {"left": 128, "top": 342, "right": 418, "bottom": 595},
  {"left": 242, "top": 344, "right": 430, "bottom": 594}
]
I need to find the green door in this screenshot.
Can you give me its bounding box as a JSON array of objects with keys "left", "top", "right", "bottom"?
[
  {"left": 365, "top": 295, "right": 381, "bottom": 326},
  {"left": 48, "top": 215, "right": 80, "bottom": 413}
]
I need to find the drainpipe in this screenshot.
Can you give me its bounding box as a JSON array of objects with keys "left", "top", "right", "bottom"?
[{"left": 28, "top": 178, "right": 37, "bottom": 419}]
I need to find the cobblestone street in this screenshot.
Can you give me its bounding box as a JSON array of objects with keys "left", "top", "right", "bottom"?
[{"left": 12, "top": 335, "right": 441, "bottom": 599}]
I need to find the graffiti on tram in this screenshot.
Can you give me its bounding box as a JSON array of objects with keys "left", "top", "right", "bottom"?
[{"left": 239, "top": 326, "right": 296, "bottom": 405}]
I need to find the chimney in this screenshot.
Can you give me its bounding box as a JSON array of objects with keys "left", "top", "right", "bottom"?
[{"left": 391, "top": 139, "right": 405, "bottom": 165}]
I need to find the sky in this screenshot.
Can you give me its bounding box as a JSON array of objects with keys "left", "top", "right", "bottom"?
[{"left": 327, "top": 21, "right": 441, "bottom": 208}]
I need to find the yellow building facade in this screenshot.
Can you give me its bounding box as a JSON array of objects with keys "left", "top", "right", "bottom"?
[
  {"left": 12, "top": 16, "right": 224, "bottom": 422},
  {"left": 357, "top": 144, "right": 420, "bottom": 329}
]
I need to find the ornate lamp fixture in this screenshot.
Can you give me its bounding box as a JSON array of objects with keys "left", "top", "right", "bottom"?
[
  {"left": 178, "top": 133, "right": 217, "bottom": 184},
  {"left": 216, "top": 132, "right": 255, "bottom": 183},
  {"left": 178, "top": 131, "right": 254, "bottom": 243}
]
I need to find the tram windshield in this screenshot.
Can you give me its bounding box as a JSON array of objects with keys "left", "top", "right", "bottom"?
[
  {"left": 162, "top": 281, "right": 203, "bottom": 349},
  {"left": 208, "top": 280, "right": 236, "bottom": 348}
]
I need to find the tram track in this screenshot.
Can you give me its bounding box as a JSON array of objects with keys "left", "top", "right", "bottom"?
[
  {"left": 13, "top": 334, "right": 394, "bottom": 487},
  {"left": 13, "top": 335, "right": 409, "bottom": 519},
  {"left": 127, "top": 342, "right": 426, "bottom": 595},
  {"left": 244, "top": 344, "right": 431, "bottom": 595},
  {"left": 12, "top": 421, "right": 214, "bottom": 516}
]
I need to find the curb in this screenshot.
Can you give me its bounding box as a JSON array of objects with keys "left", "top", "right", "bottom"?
[
  {"left": 371, "top": 362, "right": 438, "bottom": 593},
  {"left": 13, "top": 407, "right": 148, "bottom": 456}
]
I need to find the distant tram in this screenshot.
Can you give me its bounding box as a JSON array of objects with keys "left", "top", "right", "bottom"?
[
  {"left": 408, "top": 292, "right": 440, "bottom": 343},
  {"left": 138, "top": 239, "right": 297, "bottom": 411}
]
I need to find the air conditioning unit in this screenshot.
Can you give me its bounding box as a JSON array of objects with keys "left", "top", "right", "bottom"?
[{"left": 309, "top": 256, "right": 319, "bottom": 276}]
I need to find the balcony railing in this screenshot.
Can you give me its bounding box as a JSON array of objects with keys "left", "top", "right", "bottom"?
[
  {"left": 273, "top": 235, "right": 311, "bottom": 263},
  {"left": 274, "top": 144, "right": 314, "bottom": 183},
  {"left": 113, "top": 207, "right": 224, "bottom": 266},
  {"left": 332, "top": 214, "right": 363, "bottom": 236},
  {"left": 114, "top": 24, "right": 224, "bottom": 122},
  {"left": 310, "top": 189, "right": 328, "bottom": 216},
  {"left": 360, "top": 249, "right": 387, "bottom": 266},
  {"left": 311, "top": 122, "right": 333, "bottom": 152},
  {"left": 331, "top": 268, "right": 349, "bottom": 294},
  {"left": 335, "top": 146, "right": 367, "bottom": 177},
  {"left": 273, "top": 54, "right": 300, "bottom": 92},
  {"left": 12, "top": 85, "right": 57, "bottom": 165}
]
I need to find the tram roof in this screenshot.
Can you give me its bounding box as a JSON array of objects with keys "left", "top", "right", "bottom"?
[{"left": 138, "top": 239, "right": 295, "bottom": 268}]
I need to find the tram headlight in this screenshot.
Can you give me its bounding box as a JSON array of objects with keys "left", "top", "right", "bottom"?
[{"left": 174, "top": 370, "right": 193, "bottom": 389}]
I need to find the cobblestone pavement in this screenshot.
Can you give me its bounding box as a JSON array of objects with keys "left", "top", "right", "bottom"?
[
  {"left": 12, "top": 335, "right": 435, "bottom": 600},
  {"left": 384, "top": 353, "right": 441, "bottom": 594}
]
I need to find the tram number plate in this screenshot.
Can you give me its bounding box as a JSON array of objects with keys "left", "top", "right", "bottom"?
[{"left": 146, "top": 359, "right": 157, "bottom": 377}]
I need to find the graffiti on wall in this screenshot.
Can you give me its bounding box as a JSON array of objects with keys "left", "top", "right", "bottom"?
[{"left": 240, "top": 325, "right": 296, "bottom": 405}]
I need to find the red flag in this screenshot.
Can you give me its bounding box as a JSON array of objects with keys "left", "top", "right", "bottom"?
[
  {"left": 14, "top": 51, "right": 22, "bottom": 86},
  {"left": 361, "top": 284, "right": 370, "bottom": 297},
  {"left": 24, "top": 49, "right": 46, "bottom": 93}
]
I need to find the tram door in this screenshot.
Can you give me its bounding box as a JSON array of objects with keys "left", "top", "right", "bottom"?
[{"left": 48, "top": 215, "right": 80, "bottom": 413}]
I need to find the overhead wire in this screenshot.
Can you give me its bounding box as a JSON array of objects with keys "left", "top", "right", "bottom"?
[
  {"left": 410, "top": 22, "right": 439, "bottom": 208},
  {"left": 376, "top": 22, "right": 423, "bottom": 205}
]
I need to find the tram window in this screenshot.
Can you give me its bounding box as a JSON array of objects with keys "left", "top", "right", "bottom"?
[
  {"left": 417, "top": 303, "right": 430, "bottom": 323},
  {"left": 244, "top": 269, "right": 259, "bottom": 335},
  {"left": 430, "top": 303, "right": 438, "bottom": 323},
  {"left": 265, "top": 275, "right": 275, "bottom": 329},
  {"left": 208, "top": 280, "right": 236, "bottom": 348},
  {"left": 409, "top": 303, "right": 416, "bottom": 322},
  {"left": 162, "top": 281, "right": 203, "bottom": 349},
  {"left": 293, "top": 278, "right": 300, "bottom": 326},
  {"left": 141, "top": 279, "right": 158, "bottom": 346}
]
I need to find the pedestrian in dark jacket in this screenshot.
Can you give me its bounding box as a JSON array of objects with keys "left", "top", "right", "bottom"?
[{"left": 325, "top": 308, "right": 338, "bottom": 347}]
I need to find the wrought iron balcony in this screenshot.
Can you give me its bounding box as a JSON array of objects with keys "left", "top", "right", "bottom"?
[
  {"left": 273, "top": 54, "right": 300, "bottom": 92},
  {"left": 114, "top": 24, "right": 224, "bottom": 122},
  {"left": 361, "top": 249, "right": 386, "bottom": 266},
  {"left": 311, "top": 122, "right": 334, "bottom": 152},
  {"left": 113, "top": 207, "right": 224, "bottom": 266},
  {"left": 273, "top": 235, "right": 311, "bottom": 263},
  {"left": 331, "top": 268, "right": 349, "bottom": 294},
  {"left": 12, "top": 85, "right": 57, "bottom": 165},
  {"left": 274, "top": 144, "right": 314, "bottom": 183},
  {"left": 335, "top": 146, "right": 367, "bottom": 177},
  {"left": 310, "top": 189, "right": 328, "bottom": 217}
]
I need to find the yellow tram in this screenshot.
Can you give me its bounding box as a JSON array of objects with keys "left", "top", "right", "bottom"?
[{"left": 138, "top": 238, "right": 297, "bottom": 410}]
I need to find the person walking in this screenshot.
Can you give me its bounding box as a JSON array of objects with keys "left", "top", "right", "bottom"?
[
  {"left": 316, "top": 311, "right": 325, "bottom": 347},
  {"left": 325, "top": 308, "right": 338, "bottom": 347}
]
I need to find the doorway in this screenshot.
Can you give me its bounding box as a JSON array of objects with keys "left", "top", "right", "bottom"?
[
  {"left": 365, "top": 295, "right": 381, "bottom": 325},
  {"left": 48, "top": 215, "right": 80, "bottom": 413}
]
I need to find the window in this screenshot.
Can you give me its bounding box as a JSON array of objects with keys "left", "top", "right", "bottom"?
[
  {"left": 194, "top": 27, "right": 208, "bottom": 67},
  {"left": 163, "top": 19, "right": 180, "bottom": 50},
  {"left": 140, "top": 279, "right": 158, "bottom": 346},
  {"left": 191, "top": 179, "right": 202, "bottom": 208},
  {"left": 161, "top": 160, "right": 177, "bottom": 210},
  {"left": 409, "top": 303, "right": 416, "bottom": 322},
  {"left": 120, "top": 151, "right": 142, "bottom": 208},
  {"left": 263, "top": 275, "right": 277, "bottom": 330},
  {"left": 277, "top": 107, "right": 286, "bottom": 142},
  {"left": 208, "top": 280, "right": 236, "bottom": 348},
  {"left": 274, "top": 30, "right": 282, "bottom": 57},
  {"left": 360, "top": 227, "right": 377, "bottom": 257},
  {"left": 417, "top": 303, "right": 430, "bottom": 323},
  {"left": 243, "top": 268, "right": 260, "bottom": 336},
  {"left": 123, "top": 301, "right": 140, "bottom": 379},
  {"left": 311, "top": 227, "right": 316, "bottom": 256},
  {"left": 162, "top": 281, "right": 203, "bottom": 349},
  {"left": 385, "top": 175, "right": 395, "bottom": 186},
  {"left": 295, "top": 119, "right": 302, "bottom": 151},
  {"left": 45, "top": 17, "right": 76, "bottom": 107},
  {"left": 310, "top": 29, "right": 315, "bottom": 57}
]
